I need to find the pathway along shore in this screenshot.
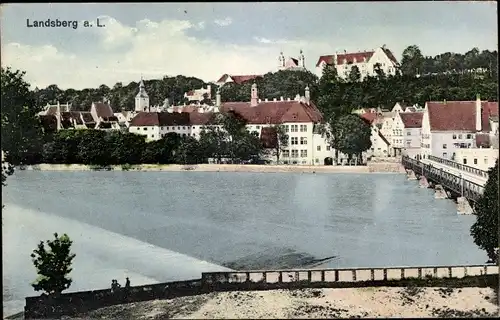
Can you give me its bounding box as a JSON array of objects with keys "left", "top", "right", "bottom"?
[{"left": 21, "top": 162, "right": 405, "bottom": 174}]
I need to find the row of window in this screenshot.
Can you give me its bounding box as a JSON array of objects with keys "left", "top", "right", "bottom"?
[
  {"left": 392, "top": 129, "right": 403, "bottom": 136},
  {"left": 453, "top": 133, "right": 473, "bottom": 139},
  {"left": 284, "top": 124, "right": 308, "bottom": 133},
  {"left": 282, "top": 150, "right": 308, "bottom": 158},
  {"left": 290, "top": 137, "right": 308, "bottom": 145},
  {"left": 443, "top": 154, "right": 488, "bottom": 166}
]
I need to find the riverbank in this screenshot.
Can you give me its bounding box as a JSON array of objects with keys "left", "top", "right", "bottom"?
[
  {"left": 20, "top": 162, "right": 404, "bottom": 174},
  {"left": 72, "top": 287, "right": 497, "bottom": 319}
]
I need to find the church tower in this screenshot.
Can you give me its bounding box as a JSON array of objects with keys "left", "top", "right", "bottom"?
[
  {"left": 298, "top": 49, "right": 305, "bottom": 68},
  {"left": 135, "top": 78, "right": 150, "bottom": 112},
  {"left": 278, "top": 51, "right": 285, "bottom": 71}
]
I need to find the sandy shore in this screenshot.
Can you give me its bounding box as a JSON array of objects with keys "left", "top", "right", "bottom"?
[
  {"left": 22, "top": 162, "right": 405, "bottom": 174},
  {"left": 73, "top": 287, "right": 498, "bottom": 319}
]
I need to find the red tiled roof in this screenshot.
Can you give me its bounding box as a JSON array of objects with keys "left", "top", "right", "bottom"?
[
  {"left": 172, "top": 106, "right": 196, "bottom": 113},
  {"left": 359, "top": 113, "right": 378, "bottom": 124},
  {"left": 92, "top": 102, "right": 114, "bottom": 119},
  {"left": 475, "top": 133, "right": 491, "bottom": 148},
  {"left": 316, "top": 51, "right": 374, "bottom": 67},
  {"left": 260, "top": 127, "right": 278, "bottom": 149},
  {"left": 399, "top": 112, "right": 423, "bottom": 128},
  {"left": 216, "top": 74, "right": 263, "bottom": 84},
  {"left": 189, "top": 112, "right": 218, "bottom": 126},
  {"left": 427, "top": 100, "right": 498, "bottom": 132},
  {"left": 130, "top": 112, "right": 191, "bottom": 127},
  {"left": 221, "top": 100, "right": 322, "bottom": 124},
  {"left": 61, "top": 111, "right": 84, "bottom": 125}
]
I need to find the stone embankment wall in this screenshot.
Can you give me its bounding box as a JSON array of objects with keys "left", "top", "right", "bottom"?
[
  {"left": 24, "top": 264, "right": 497, "bottom": 319},
  {"left": 22, "top": 162, "right": 404, "bottom": 173}
]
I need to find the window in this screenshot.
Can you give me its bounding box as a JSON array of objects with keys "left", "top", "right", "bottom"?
[
  {"left": 285, "top": 125, "right": 290, "bottom": 132},
  {"left": 443, "top": 152, "right": 447, "bottom": 158},
  {"left": 291, "top": 137, "right": 298, "bottom": 145},
  {"left": 183, "top": 126, "right": 186, "bottom": 130},
  {"left": 300, "top": 150, "right": 307, "bottom": 157},
  {"left": 442, "top": 144, "right": 447, "bottom": 149},
  {"left": 326, "top": 145, "right": 331, "bottom": 151},
  {"left": 458, "top": 134, "right": 462, "bottom": 139},
  {"left": 474, "top": 158, "right": 478, "bottom": 165},
  {"left": 452, "top": 134, "right": 456, "bottom": 139},
  {"left": 177, "top": 126, "right": 180, "bottom": 130},
  {"left": 463, "top": 158, "right": 467, "bottom": 165},
  {"left": 315, "top": 158, "right": 319, "bottom": 163},
  {"left": 256, "top": 126, "right": 260, "bottom": 129},
  {"left": 466, "top": 134, "right": 472, "bottom": 139},
  {"left": 166, "top": 126, "right": 170, "bottom": 130},
  {"left": 291, "top": 150, "right": 299, "bottom": 158},
  {"left": 300, "top": 124, "right": 307, "bottom": 132},
  {"left": 484, "top": 157, "right": 488, "bottom": 164},
  {"left": 282, "top": 150, "right": 290, "bottom": 158},
  {"left": 300, "top": 137, "right": 307, "bottom": 145},
  {"left": 291, "top": 125, "right": 298, "bottom": 132},
  {"left": 317, "top": 146, "right": 321, "bottom": 151},
  {"left": 151, "top": 135, "right": 154, "bottom": 138},
  {"left": 161, "top": 126, "right": 164, "bottom": 130},
  {"left": 407, "top": 131, "right": 411, "bottom": 136}
]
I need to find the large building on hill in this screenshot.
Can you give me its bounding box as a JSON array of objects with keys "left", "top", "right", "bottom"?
[
  {"left": 420, "top": 95, "right": 499, "bottom": 162},
  {"left": 129, "top": 84, "right": 337, "bottom": 165},
  {"left": 315, "top": 45, "right": 399, "bottom": 80},
  {"left": 216, "top": 74, "right": 263, "bottom": 87},
  {"left": 278, "top": 50, "right": 307, "bottom": 72}
]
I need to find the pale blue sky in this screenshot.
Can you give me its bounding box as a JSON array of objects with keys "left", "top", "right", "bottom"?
[{"left": 1, "top": 2, "right": 497, "bottom": 89}]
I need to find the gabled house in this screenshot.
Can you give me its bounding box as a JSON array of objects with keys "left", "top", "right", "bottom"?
[
  {"left": 315, "top": 45, "right": 399, "bottom": 80},
  {"left": 90, "top": 101, "right": 120, "bottom": 130},
  {"left": 398, "top": 112, "right": 423, "bottom": 159},
  {"left": 360, "top": 113, "right": 391, "bottom": 158},
  {"left": 420, "top": 95, "right": 498, "bottom": 161}
]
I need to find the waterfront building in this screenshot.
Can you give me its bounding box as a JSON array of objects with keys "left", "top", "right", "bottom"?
[
  {"left": 359, "top": 112, "right": 391, "bottom": 158},
  {"left": 398, "top": 112, "right": 424, "bottom": 159},
  {"left": 420, "top": 95, "right": 498, "bottom": 161},
  {"left": 315, "top": 45, "right": 399, "bottom": 80}
]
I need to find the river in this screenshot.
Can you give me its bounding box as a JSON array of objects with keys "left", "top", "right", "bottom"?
[{"left": 2, "top": 170, "right": 485, "bottom": 316}]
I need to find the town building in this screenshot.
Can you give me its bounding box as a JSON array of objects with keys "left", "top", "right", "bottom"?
[
  {"left": 359, "top": 113, "right": 391, "bottom": 159},
  {"left": 454, "top": 147, "right": 498, "bottom": 171},
  {"left": 315, "top": 45, "right": 399, "bottom": 80},
  {"left": 128, "top": 84, "right": 336, "bottom": 165},
  {"left": 134, "top": 79, "right": 150, "bottom": 112},
  {"left": 398, "top": 112, "right": 424, "bottom": 159},
  {"left": 278, "top": 50, "right": 307, "bottom": 71},
  {"left": 420, "top": 95, "right": 498, "bottom": 161},
  {"left": 215, "top": 74, "right": 263, "bottom": 87},
  {"left": 184, "top": 85, "right": 211, "bottom": 103}
]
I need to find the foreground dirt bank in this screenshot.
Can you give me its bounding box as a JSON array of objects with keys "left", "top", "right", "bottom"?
[
  {"left": 72, "top": 287, "right": 497, "bottom": 319},
  {"left": 22, "top": 162, "right": 404, "bottom": 174}
]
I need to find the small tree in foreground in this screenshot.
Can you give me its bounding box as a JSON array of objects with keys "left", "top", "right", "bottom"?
[
  {"left": 470, "top": 159, "right": 499, "bottom": 263},
  {"left": 31, "top": 233, "right": 76, "bottom": 296}
]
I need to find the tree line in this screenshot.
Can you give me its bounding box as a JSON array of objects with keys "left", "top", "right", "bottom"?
[{"left": 29, "top": 45, "right": 497, "bottom": 115}]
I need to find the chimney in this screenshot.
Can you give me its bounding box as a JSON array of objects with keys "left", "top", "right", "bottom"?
[
  {"left": 305, "top": 86, "right": 310, "bottom": 104},
  {"left": 56, "top": 101, "right": 61, "bottom": 131},
  {"left": 280, "top": 96, "right": 284, "bottom": 101},
  {"left": 287, "top": 98, "right": 291, "bottom": 101},
  {"left": 216, "top": 87, "right": 221, "bottom": 107},
  {"left": 476, "top": 94, "right": 482, "bottom": 132},
  {"left": 265, "top": 98, "right": 268, "bottom": 102},
  {"left": 251, "top": 83, "right": 258, "bottom": 107},
  {"left": 258, "top": 98, "right": 262, "bottom": 103},
  {"left": 295, "top": 94, "right": 300, "bottom": 101},
  {"left": 273, "top": 98, "right": 277, "bottom": 102}
]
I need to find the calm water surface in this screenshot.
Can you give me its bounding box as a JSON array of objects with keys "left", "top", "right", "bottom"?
[{"left": 2, "top": 171, "right": 485, "bottom": 315}]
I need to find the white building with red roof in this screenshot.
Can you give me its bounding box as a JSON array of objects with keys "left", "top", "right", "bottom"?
[
  {"left": 129, "top": 84, "right": 336, "bottom": 165},
  {"left": 184, "top": 85, "right": 211, "bottom": 103},
  {"left": 315, "top": 45, "right": 399, "bottom": 80},
  {"left": 398, "top": 112, "right": 424, "bottom": 159},
  {"left": 420, "top": 95, "right": 499, "bottom": 162}
]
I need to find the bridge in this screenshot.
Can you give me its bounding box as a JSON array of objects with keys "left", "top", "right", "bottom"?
[{"left": 401, "top": 155, "right": 490, "bottom": 214}]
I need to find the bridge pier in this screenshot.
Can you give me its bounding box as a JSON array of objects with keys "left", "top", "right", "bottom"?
[
  {"left": 406, "top": 169, "right": 417, "bottom": 180},
  {"left": 418, "top": 176, "right": 429, "bottom": 188},
  {"left": 457, "top": 197, "right": 474, "bottom": 215},
  {"left": 434, "top": 185, "right": 448, "bottom": 199}
]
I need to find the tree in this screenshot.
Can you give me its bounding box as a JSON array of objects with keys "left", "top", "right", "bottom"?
[
  {"left": 470, "top": 159, "right": 499, "bottom": 263},
  {"left": 400, "top": 45, "right": 425, "bottom": 77},
  {"left": 1, "top": 67, "right": 44, "bottom": 166},
  {"left": 348, "top": 65, "right": 361, "bottom": 83},
  {"left": 31, "top": 233, "right": 76, "bottom": 296},
  {"left": 271, "top": 125, "right": 289, "bottom": 164},
  {"left": 330, "top": 114, "right": 372, "bottom": 163}
]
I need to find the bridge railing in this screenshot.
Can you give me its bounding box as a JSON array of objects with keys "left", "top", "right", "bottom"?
[{"left": 427, "top": 155, "right": 489, "bottom": 178}]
